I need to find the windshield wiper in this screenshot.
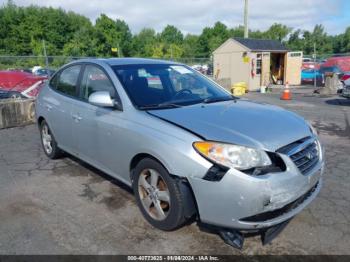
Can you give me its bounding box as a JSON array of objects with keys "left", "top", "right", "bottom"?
[
  {"left": 138, "top": 102, "right": 183, "bottom": 110},
  {"left": 202, "top": 96, "right": 236, "bottom": 104}
]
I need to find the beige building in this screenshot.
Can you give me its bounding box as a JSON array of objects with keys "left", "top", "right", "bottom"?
[{"left": 213, "top": 38, "right": 303, "bottom": 91}]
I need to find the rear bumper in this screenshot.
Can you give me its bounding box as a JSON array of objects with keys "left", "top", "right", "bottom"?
[{"left": 188, "top": 154, "right": 324, "bottom": 230}]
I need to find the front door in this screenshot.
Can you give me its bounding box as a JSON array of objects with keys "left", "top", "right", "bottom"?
[{"left": 72, "top": 64, "right": 123, "bottom": 174}]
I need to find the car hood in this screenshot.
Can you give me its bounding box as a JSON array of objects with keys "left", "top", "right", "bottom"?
[{"left": 148, "top": 99, "right": 312, "bottom": 152}]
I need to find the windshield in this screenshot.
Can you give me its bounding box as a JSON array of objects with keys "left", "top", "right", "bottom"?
[{"left": 112, "top": 64, "right": 232, "bottom": 109}]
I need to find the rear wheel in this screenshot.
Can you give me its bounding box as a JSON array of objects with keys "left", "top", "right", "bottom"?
[
  {"left": 132, "top": 158, "right": 187, "bottom": 231},
  {"left": 40, "top": 120, "right": 63, "bottom": 159}
]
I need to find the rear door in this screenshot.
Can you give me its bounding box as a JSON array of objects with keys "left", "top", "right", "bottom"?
[
  {"left": 285, "top": 52, "right": 303, "bottom": 85},
  {"left": 44, "top": 65, "right": 82, "bottom": 153}
]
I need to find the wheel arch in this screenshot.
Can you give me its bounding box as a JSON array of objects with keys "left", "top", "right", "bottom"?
[
  {"left": 36, "top": 116, "right": 59, "bottom": 146},
  {"left": 129, "top": 153, "right": 166, "bottom": 181},
  {"left": 129, "top": 152, "right": 198, "bottom": 221},
  {"left": 37, "top": 116, "right": 45, "bottom": 126}
]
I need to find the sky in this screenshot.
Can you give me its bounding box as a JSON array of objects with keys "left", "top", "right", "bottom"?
[{"left": 4, "top": 0, "right": 350, "bottom": 35}]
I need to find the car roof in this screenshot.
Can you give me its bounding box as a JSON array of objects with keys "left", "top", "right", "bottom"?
[{"left": 71, "top": 58, "right": 179, "bottom": 66}]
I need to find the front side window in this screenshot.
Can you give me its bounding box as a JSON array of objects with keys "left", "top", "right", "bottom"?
[
  {"left": 55, "top": 65, "right": 81, "bottom": 96},
  {"left": 112, "top": 64, "right": 232, "bottom": 109},
  {"left": 79, "top": 65, "right": 116, "bottom": 101}
]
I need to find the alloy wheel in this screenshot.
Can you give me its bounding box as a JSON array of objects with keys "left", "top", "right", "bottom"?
[
  {"left": 41, "top": 124, "right": 53, "bottom": 155},
  {"left": 138, "top": 168, "right": 171, "bottom": 221}
]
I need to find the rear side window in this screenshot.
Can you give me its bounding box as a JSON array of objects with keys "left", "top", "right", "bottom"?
[{"left": 54, "top": 65, "right": 81, "bottom": 96}]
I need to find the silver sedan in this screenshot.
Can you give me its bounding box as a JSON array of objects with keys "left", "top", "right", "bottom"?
[{"left": 36, "top": 58, "right": 324, "bottom": 248}]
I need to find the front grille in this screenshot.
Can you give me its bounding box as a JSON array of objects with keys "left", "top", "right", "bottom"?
[
  {"left": 278, "top": 137, "right": 320, "bottom": 175},
  {"left": 290, "top": 141, "right": 319, "bottom": 175},
  {"left": 240, "top": 182, "right": 319, "bottom": 222}
]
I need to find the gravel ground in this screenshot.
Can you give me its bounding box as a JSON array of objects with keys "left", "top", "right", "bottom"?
[{"left": 0, "top": 91, "right": 349, "bottom": 255}]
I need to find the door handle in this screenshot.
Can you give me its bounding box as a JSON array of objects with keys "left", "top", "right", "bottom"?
[{"left": 71, "top": 114, "right": 82, "bottom": 121}]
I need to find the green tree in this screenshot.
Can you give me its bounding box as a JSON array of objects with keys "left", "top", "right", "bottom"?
[
  {"left": 151, "top": 43, "right": 165, "bottom": 58},
  {"left": 228, "top": 25, "right": 244, "bottom": 38},
  {"left": 286, "top": 29, "right": 304, "bottom": 51},
  {"left": 63, "top": 27, "right": 98, "bottom": 57},
  {"left": 160, "top": 25, "right": 183, "bottom": 45},
  {"left": 95, "top": 14, "right": 120, "bottom": 56},
  {"left": 182, "top": 34, "right": 200, "bottom": 57},
  {"left": 149, "top": 42, "right": 184, "bottom": 59},
  {"left": 2, "top": 2, "right": 350, "bottom": 60},
  {"left": 341, "top": 27, "right": 350, "bottom": 53},
  {"left": 95, "top": 15, "right": 132, "bottom": 57},
  {"left": 197, "top": 22, "right": 229, "bottom": 57},
  {"left": 263, "top": 23, "right": 292, "bottom": 41},
  {"left": 115, "top": 19, "right": 133, "bottom": 56},
  {"left": 302, "top": 25, "right": 332, "bottom": 55},
  {"left": 131, "top": 28, "right": 157, "bottom": 57}
]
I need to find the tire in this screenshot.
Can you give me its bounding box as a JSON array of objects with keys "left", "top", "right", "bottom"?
[
  {"left": 40, "top": 120, "right": 63, "bottom": 159},
  {"left": 132, "top": 158, "right": 187, "bottom": 231}
]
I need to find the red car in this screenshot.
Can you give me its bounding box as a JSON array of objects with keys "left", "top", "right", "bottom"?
[
  {"left": 0, "top": 70, "right": 47, "bottom": 99},
  {"left": 321, "top": 56, "right": 350, "bottom": 73},
  {"left": 341, "top": 72, "right": 350, "bottom": 82}
]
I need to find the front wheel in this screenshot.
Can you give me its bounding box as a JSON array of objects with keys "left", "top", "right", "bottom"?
[{"left": 132, "top": 158, "right": 187, "bottom": 231}]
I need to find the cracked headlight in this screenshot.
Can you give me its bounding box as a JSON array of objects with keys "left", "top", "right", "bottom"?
[{"left": 193, "top": 141, "right": 272, "bottom": 170}]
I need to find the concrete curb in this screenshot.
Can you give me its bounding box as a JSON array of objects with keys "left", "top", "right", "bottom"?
[{"left": 0, "top": 98, "right": 36, "bottom": 129}]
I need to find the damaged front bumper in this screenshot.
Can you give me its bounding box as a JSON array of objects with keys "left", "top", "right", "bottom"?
[{"left": 188, "top": 153, "right": 324, "bottom": 230}]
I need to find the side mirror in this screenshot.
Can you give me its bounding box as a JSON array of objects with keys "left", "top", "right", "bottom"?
[{"left": 88, "top": 91, "right": 122, "bottom": 110}]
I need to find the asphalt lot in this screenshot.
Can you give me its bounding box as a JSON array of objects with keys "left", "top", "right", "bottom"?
[{"left": 0, "top": 90, "right": 349, "bottom": 255}]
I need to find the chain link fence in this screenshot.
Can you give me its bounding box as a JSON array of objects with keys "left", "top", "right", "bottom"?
[
  {"left": 303, "top": 52, "right": 350, "bottom": 62},
  {"left": 0, "top": 56, "right": 88, "bottom": 71},
  {"left": 0, "top": 56, "right": 213, "bottom": 76}
]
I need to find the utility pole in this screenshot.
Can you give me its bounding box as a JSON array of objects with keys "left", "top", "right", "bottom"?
[
  {"left": 117, "top": 42, "right": 121, "bottom": 57},
  {"left": 244, "top": 0, "right": 249, "bottom": 38},
  {"left": 42, "top": 40, "right": 49, "bottom": 69},
  {"left": 313, "top": 42, "right": 317, "bottom": 88}
]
